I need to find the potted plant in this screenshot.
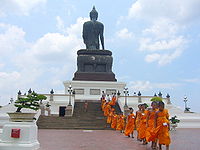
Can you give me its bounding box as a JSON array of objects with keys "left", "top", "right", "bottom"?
[
  {"left": 8, "top": 91, "right": 47, "bottom": 122},
  {"left": 170, "top": 116, "right": 180, "bottom": 130}
]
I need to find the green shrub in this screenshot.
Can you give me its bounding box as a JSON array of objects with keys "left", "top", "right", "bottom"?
[
  {"left": 15, "top": 92, "right": 47, "bottom": 112},
  {"left": 150, "top": 97, "right": 162, "bottom": 102},
  {"left": 170, "top": 116, "right": 180, "bottom": 124}
]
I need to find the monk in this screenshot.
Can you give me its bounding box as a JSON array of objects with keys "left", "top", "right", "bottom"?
[
  {"left": 138, "top": 104, "right": 148, "bottom": 144},
  {"left": 146, "top": 101, "right": 158, "bottom": 149},
  {"left": 135, "top": 104, "right": 142, "bottom": 140},
  {"left": 116, "top": 112, "right": 126, "bottom": 133},
  {"left": 154, "top": 101, "right": 170, "bottom": 150},
  {"left": 107, "top": 108, "right": 115, "bottom": 124},
  {"left": 111, "top": 112, "right": 118, "bottom": 129},
  {"left": 103, "top": 102, "right": 111, "bottom": 117},
  {"left": 124, "top": 108, "right": 135, "bottom": 138},
  {"left": 101, "top": 96, "right": 106, "bottom": 110},
  {"left": 102, "top": 100, "right": 107, "bottom": 112},
  {"left": 110, "top": 93, "right": 117, "bottom": 106}
]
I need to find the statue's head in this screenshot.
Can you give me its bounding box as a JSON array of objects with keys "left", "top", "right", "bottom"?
[{"left": 90, "top": 6, "right": 98, "bottom": 21}]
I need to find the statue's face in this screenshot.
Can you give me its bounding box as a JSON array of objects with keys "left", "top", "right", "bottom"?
[{"left": 90, "top": 14, "right": 98, "bottom": 21}]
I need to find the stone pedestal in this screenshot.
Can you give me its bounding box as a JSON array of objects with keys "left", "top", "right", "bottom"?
[
  {"left": 73, "top": 49, "right": 117, "bottom": 81},
  {"left": 65, "top": 105, "right": 73, "bottom": 117},
  {"left": 0, "top": 122, "right": 39, "bottom": 150}
]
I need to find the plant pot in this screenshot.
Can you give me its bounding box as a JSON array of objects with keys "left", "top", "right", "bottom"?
[
  {"left": 171, "top": 123, "right": 177, "bottom": 127},
  {"left": 7, "top": 112, "right": 36, "bottom": 122}
]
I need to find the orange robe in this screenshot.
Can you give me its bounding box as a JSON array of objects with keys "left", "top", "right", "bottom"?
[
  {"left": 145, "top": 110, "right": 157, "bottom": 142},
  {"left": 102, "top": 102, "right": 107, "bottom": 112},
  {"left": 110, "top": 96, "right": 117, "bottom": 106},
  {"left": 124, "top": 113, "right": 135, "bottom": 136},
  {"left": 155, "top": 109, "right": 171, "bottom": 145},
  {"left": 111, "top": 114, "right": 118, "bottom": 129},
  {"left": 107, "top": 109, "right": 114, "bottom": 124},
  {"left": 138, "top": 110, "right": 148, "bottom": 139},
  {"left": 101, "top": 98, "right": 106, "bottom": 110},
  {"left": 135, "top": 111, "right": 141, "bottom": 131},
  {"left": 104, "top": 104, "right": 111, "bottom": 116},
  {"left": 116, "top": 115, "right": 125, "bottom": 131}
]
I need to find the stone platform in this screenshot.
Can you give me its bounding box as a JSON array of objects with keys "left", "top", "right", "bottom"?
[{"left": 38, "top": 129, "right": 200, "bottom": 150}]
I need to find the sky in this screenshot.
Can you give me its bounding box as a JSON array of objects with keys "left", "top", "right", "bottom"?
[{"left": 0, "top": 0, "right": 200, "bottom": 112}]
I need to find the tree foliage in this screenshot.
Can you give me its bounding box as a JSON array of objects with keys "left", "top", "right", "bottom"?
[
  {"left": 15, "top": 92, "right": 47, "bottom": 112},
  {"left": 150, "top": 97, "right": 163, "bottom": 102}
]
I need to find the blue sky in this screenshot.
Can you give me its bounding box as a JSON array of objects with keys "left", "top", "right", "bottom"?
[{"left": 0, "top": 0, "right": 200, "bottom": 112}]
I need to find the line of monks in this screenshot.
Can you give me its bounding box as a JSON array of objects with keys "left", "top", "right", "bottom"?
[{"left": 101, "top": 95, "right": 171, "bottom": 150}]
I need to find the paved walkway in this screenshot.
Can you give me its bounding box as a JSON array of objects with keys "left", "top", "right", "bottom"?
[{"left": 38, "top": 129, "right": 200, "bottom": 150}]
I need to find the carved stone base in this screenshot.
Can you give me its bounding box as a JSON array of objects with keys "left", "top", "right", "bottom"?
[
  {"left": 73, "top": 72, "right": 117, "bottom": 81},
  {"left": 72, "top": 49, "right": 117, "bottom": 81}
]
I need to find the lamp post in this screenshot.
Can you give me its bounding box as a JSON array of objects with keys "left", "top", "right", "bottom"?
[
  {"left": 68, "top": 84, "right": 73, "bottom": 106},
  {"left": 123, "top": 88, "right": 129, "bottom": 116},
  {"left": 65, "top": 84, "right": 74, "bottom": 117},
  {"left": 124, "top": 88, "right": 128, "bottom": 107},
  {"left": 183, "top": 96, "right": 188, "bottom": 112}
]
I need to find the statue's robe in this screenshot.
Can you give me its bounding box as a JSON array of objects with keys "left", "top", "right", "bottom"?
[{"left": 83, "top": 21, "right": 104, "bottom": 49}]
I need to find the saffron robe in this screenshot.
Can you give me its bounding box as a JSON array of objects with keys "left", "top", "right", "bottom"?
[
  {"left": 155, "top": 109, "right": 171, "bottom": 145},
  {"left": 138, "top": 110, "right": 148, "bottom": 139},
  {"left": 111, "top": 114, "right": 118, "bottom": 129},
  {"left": 107, "top": 109, "right": 114, "bottom": 124},
  {"left": 104, "top": 104, "right": 111, "bottom": 117},
  {"left": 116, "top": 115, "right": 125, "bottom": 131},
  {"left": 145, "top": 109, "right": 157, "bottom": 142},
  {"left": 124, "top": 113, "right": 135, "bottom": 136},
  {"left": 110, "top": 96, "right": 117, "bottom": 106}
]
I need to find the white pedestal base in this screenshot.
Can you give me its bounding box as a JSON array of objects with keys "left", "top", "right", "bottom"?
[
  {"left": 63, "top": 80, "right": 126, "bottom": 101},
  {"left": 0, "top": 122, "right": 39, "bottom": 150}
]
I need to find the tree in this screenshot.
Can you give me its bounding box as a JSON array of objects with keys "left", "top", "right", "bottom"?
[{"left": 15, "top": 92, "right": 47, "bottom": 112}]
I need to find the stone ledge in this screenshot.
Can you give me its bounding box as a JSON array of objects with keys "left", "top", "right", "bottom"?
[{"left": 77, "top": 49, "right": 112, "bottom": 56}]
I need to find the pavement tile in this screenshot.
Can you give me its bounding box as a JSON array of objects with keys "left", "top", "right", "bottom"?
[{"left": 38, "top": 128, "right": 200, "bottom": 150}]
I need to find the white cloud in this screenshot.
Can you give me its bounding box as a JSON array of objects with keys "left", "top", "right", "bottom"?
[
  {"left": 142, "top": 18, "right": 179, "bottom": 40},
  {"left": 138, "top": 18, "right": 187, "bottom": 65},
  {"left": 128, "top": 0, "right": 200, "bottom": 23},
  {"left": 128, "top": 80, "right": 180, "bottom": 92},
  {"left": 183, "top": 78, "right": 200, "bottom": 83},
  {"left": 140, "top": 36, "right": 186, "bottom": 52},
  {"left": 56, "top": 16, "right": 65, "bottom": 33},
  {"left": 0, "top": 71, "right": 21, "bottom": 88},
  {"left": 66, "top": 17, "right": 89, "bottom": 36},
  {"left": 0, "top": 23, "right": 29, "bottom": 56},
  {"left": 116, "top": 28, "right": 133, "bottom": 39},
  {"left": 145, "top": 53, "right": 160, "bottom": 63},
  {"left": 0, "top": 0, "right": 47, "bottom": 17},
  {"left": 0, "top": 17, "right": 86, "bottom": 105},
  {"left": 120, "top": 0, "right": 200, "bottom": 66},
  {"left": 0, "top": 63, "right": 5, "bottom": 68},
  {"left": 145, "top": 47, "right": 184, "bottom": 66}
]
